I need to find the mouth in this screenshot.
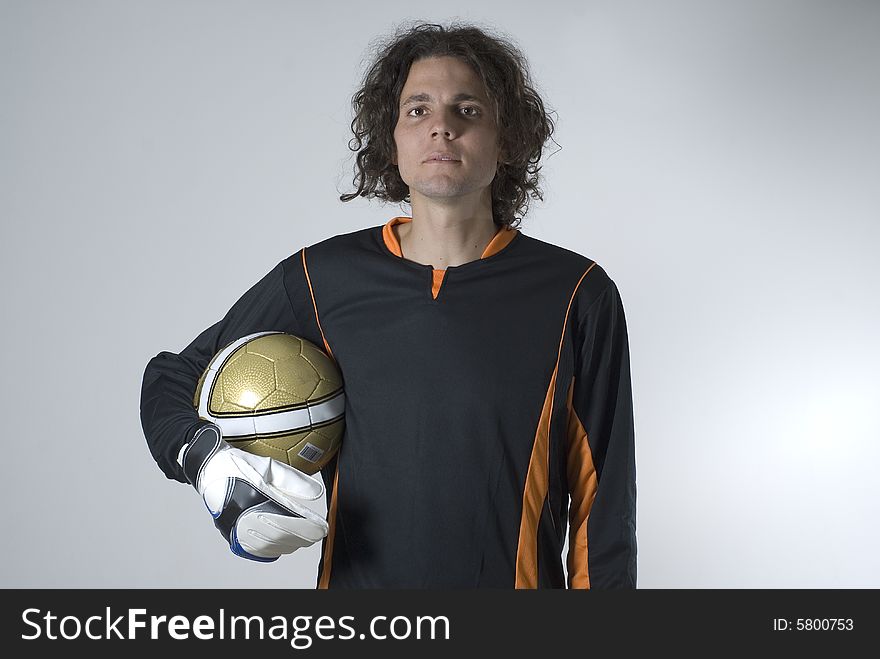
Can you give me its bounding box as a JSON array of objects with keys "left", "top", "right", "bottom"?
[{"left": 424, "top": 152, "right": 461, "bottom": 163}]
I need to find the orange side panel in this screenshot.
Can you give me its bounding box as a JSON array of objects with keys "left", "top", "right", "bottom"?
[
  {"left": 514, "top": 262, "right": 596, "bottom": 588},
  {"left": 515, "top": 362, "right": 559, "bottom": 588},
  {"left": 301, "top": 247, "right": 340, "bottom": 589},
  {"left": 317, "top": 459, "right": 340, "bottom": 589},
  {"left": 565, "top": 377, "right": 598, "bottom": 589}
]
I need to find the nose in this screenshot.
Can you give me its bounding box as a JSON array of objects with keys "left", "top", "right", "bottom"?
[{"left": 430, "top": 107, "right": 460, "bottom": 139}]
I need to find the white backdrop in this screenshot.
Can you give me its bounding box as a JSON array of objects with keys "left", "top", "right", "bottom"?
[{"left": 1, "top": 0, "right": 877, "bottom": 587}]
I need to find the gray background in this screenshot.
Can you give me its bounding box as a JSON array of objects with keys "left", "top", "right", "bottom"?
[{"left": 2, "top": 0, "right": 877, "bottom": 588}]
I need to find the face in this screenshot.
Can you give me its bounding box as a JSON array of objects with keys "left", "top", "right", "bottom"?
[{"left": 392, "top": 56, "right": 501, "bottom": 205}]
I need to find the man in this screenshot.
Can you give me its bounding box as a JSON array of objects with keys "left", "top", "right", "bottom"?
[{"left": 140, "top": 22, "right": 637, "bottom": 589}]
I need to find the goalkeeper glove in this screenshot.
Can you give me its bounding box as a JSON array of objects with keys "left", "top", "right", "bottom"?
[{"left": 177, "top": 422, "right": 329, "bottom": 562}]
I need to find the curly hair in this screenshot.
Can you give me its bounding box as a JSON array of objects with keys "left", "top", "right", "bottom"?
[{"left": 338, "top": 20, "right": 558, "bottom": 229}]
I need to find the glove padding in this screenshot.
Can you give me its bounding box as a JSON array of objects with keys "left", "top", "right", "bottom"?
[{"left": 178, "top": 422, "right": 329, "bottom": 562}]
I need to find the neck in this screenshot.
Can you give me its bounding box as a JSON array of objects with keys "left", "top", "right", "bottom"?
[{"left": 400, "top": 195, "right": 498, "bottom": 269}]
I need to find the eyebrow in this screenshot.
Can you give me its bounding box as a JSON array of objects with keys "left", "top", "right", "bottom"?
[{"left": 400, "top": 92, "right": 486, "bottom": 107}]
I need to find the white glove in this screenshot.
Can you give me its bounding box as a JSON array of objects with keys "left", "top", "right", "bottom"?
[{"left": 177, "top": 422, "right": 329, "bottom": 562}]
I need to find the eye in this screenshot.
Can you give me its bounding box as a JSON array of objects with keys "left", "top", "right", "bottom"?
[{"left": 405, "top": 106, "right": 481, "bottom": 118}]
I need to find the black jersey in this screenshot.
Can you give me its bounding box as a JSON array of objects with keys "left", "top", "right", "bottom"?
[{"left": 140, "top": 216, "right": 637, "bottom": 588}]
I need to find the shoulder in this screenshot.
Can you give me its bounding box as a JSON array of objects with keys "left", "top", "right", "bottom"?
[
  {"left": 279, "top": 225, "right": 383, "bottom": 270},
  {"left": 515, "top": 232, "right": 617, "bottom": 307},
  {"left": 278, "top": 225, "right": 395, "bottom": 296},
  {"left": 306, "top": 225, "right": 379, "bottom": 254}
]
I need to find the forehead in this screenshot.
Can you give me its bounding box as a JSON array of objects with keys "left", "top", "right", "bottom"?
[{"left": 400, "top": 56, "right": 487, "bottom": 98}]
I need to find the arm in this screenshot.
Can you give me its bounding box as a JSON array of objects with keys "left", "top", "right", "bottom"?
[
  {"left": 565, "top": 278, "right": 637, "bottom": 589},
  {"left": 139, "top": 256, "right": 301, "bottom": 483}
]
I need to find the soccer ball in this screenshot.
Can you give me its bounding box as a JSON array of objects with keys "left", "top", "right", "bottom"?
[{"left": 193, "top": 331, "right": 344, "bottom": 475}]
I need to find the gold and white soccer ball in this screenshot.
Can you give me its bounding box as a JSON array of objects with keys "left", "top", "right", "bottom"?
[{"left": 193, "top": 331, "right": 344, "bottom": 475}]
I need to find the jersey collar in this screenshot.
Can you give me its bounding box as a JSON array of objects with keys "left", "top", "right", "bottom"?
[{"left": 381, "top": 216, "right": 518, "bottom": 261}]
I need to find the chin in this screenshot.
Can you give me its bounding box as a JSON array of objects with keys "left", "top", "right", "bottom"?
[{"left": 413, "top": 183, "right": 474, "bottom": 199}]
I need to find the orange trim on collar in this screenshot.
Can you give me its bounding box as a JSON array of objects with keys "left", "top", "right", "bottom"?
[
  {"left": 480, "top": 223, "right": 517, "bottom": 258},
  {"left": 381, "top": 216, "right": 517, "bottom": 261},
  {"left": 382, "top": 216, "right": 409, "bottom": 258}
]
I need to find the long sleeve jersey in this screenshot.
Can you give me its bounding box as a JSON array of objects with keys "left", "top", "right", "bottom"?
[{"left": 140, "top": 216, "right": 637, "bottom": 589}]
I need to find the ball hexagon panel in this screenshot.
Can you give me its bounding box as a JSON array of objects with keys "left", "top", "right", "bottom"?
[
  {"left": 210, "top": 349, "right": 277, "bottom": 414},
  {"left": 274, "top": 354, "right": 322, "bottom": 402}
]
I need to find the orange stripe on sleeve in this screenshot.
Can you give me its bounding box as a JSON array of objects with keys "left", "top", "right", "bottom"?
[{"left": 301, "top": 248, "right": 336, "bottom": 364}]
